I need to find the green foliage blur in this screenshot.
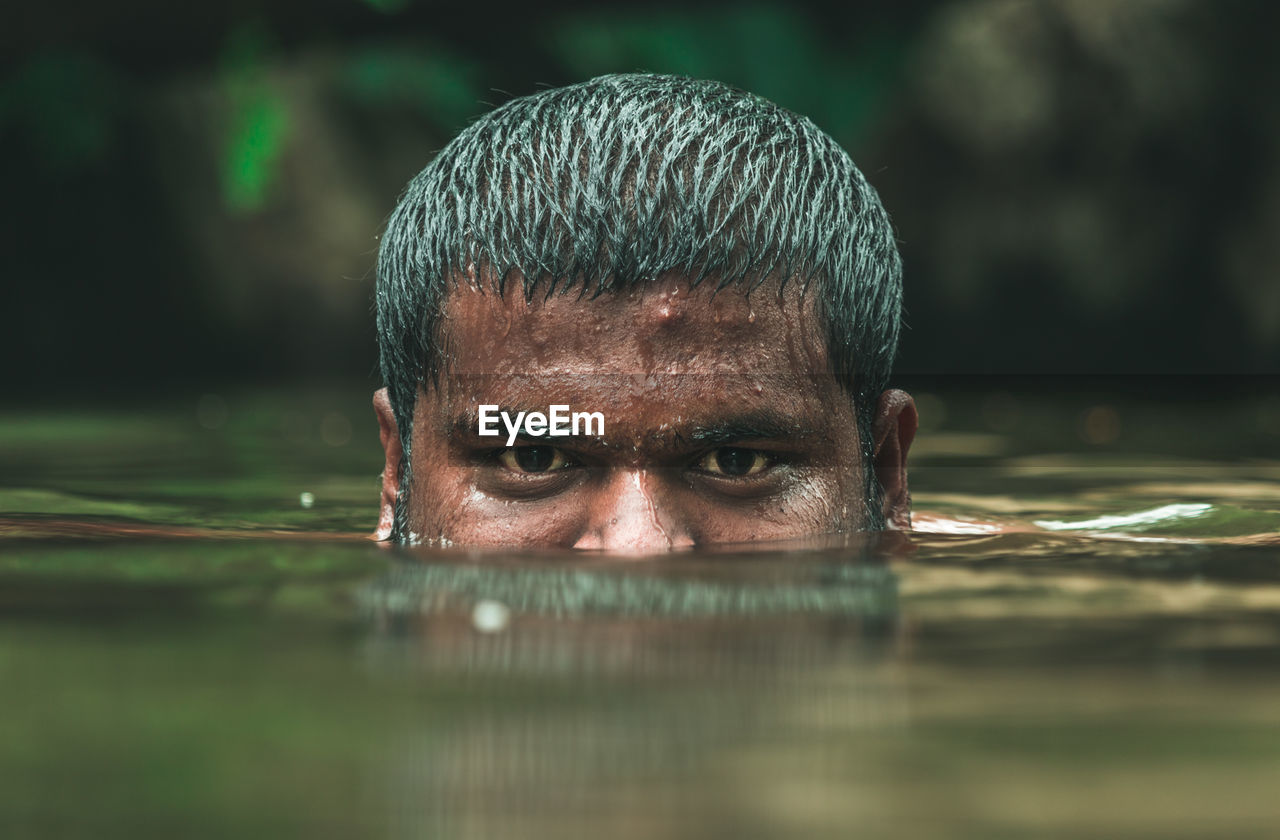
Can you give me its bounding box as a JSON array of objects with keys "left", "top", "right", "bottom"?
[{"left": 3, "top": 0, "right": 1278, "bottom": 396}]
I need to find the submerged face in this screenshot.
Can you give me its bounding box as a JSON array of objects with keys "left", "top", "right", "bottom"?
[{"left": 374, "top": 275, "right": 916, "bottom": 550}]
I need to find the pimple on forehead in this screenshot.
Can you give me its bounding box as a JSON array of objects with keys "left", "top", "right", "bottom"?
[{"left": 638, "top": 277, "right": 774, "bottom": 328}]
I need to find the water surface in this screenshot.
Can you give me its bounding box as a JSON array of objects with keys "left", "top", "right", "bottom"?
[{"left": 2, "top": 385, "right": 1279, "bottom": 838}]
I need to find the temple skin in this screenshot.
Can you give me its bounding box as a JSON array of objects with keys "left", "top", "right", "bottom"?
[{"left": 374, "top": 273, "right": 917, "bottom": 551}]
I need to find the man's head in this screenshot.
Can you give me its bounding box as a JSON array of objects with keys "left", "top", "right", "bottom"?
[{"left": 373, "top": 73, "right": 915, "bottom": 549}]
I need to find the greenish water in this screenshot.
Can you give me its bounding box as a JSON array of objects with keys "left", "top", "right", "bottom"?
[{"left": 2, "top": 387, "right": 1280, "bottom": 838}]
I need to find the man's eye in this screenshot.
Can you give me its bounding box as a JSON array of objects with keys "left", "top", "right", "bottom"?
[
  {"left": 696, "top": 447, "right": 772, "bottom": 477},
  {"left": 498, "top": 446, "right": 572, "bottom": 474}
]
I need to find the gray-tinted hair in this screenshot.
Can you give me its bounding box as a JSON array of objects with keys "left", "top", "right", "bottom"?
[{"left": 376, "top": 73, "right": 903, "bottom": 536}]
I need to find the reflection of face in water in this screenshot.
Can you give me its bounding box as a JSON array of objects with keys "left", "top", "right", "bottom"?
[
  {"left": 361, "top": 537, "right": 903, "bottom": 656},
  {"left": 374, "top": 277, "right": 917, "bottom": 549},
  {"left": 360, "top": 543, "right": 906, "bottom": 833}
]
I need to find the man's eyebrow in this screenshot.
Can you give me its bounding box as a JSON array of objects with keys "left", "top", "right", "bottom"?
[
  {"left": 446, "top": 407, "right": 817, "bottom": 449},
  {"left": 684, "top": 414, "right": 818, "bottom": 447}
]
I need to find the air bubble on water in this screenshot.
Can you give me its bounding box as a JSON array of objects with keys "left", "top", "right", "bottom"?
[
  {"left": 472, "top": 599, "right": 511, "bottom": 633},
  {"left": 1080, "top": 405, "right": 1121, "bottom": 445},
  {"left": 299, "top": 492, "right": 315, "bottom": 509},
  {"left": 320, "top": 412, "right": 352, "bottom": 447}
]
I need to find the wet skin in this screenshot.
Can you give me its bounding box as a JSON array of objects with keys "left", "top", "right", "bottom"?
[{"left": 374, "top": 274, "right": 917, "bottom": 551}]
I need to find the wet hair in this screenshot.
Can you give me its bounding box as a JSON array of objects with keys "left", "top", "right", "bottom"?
[{"left": 376, "top": 73, "right": 903, "bottom": 540}]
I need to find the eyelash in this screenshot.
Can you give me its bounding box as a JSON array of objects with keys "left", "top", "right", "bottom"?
[
  {"left": 483, "top": 446, "right": 786, "bottom": 478},
  {"left": 495, "top": 446, "right": 577, "bottom": 474}
]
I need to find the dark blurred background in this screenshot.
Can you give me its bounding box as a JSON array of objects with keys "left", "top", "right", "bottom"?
[{"left": 4, "top": 0, "right": 1279, "bottom": 401}]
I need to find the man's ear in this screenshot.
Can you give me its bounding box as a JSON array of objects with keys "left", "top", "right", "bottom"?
[
  {"left": 872, "top": 389, "right": 918, "bottom": 530},
  {"left": 373, "top": 388, "right": 403, "bottom": 541}
]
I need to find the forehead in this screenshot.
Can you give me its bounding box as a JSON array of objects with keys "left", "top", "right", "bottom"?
[{"left": 439, "top": 273, "right": 831, "bottom": 378}]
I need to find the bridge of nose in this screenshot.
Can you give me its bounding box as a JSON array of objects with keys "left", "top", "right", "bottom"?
[{"left": 572, "top": 469, "right": 694, "bottom": 552}]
